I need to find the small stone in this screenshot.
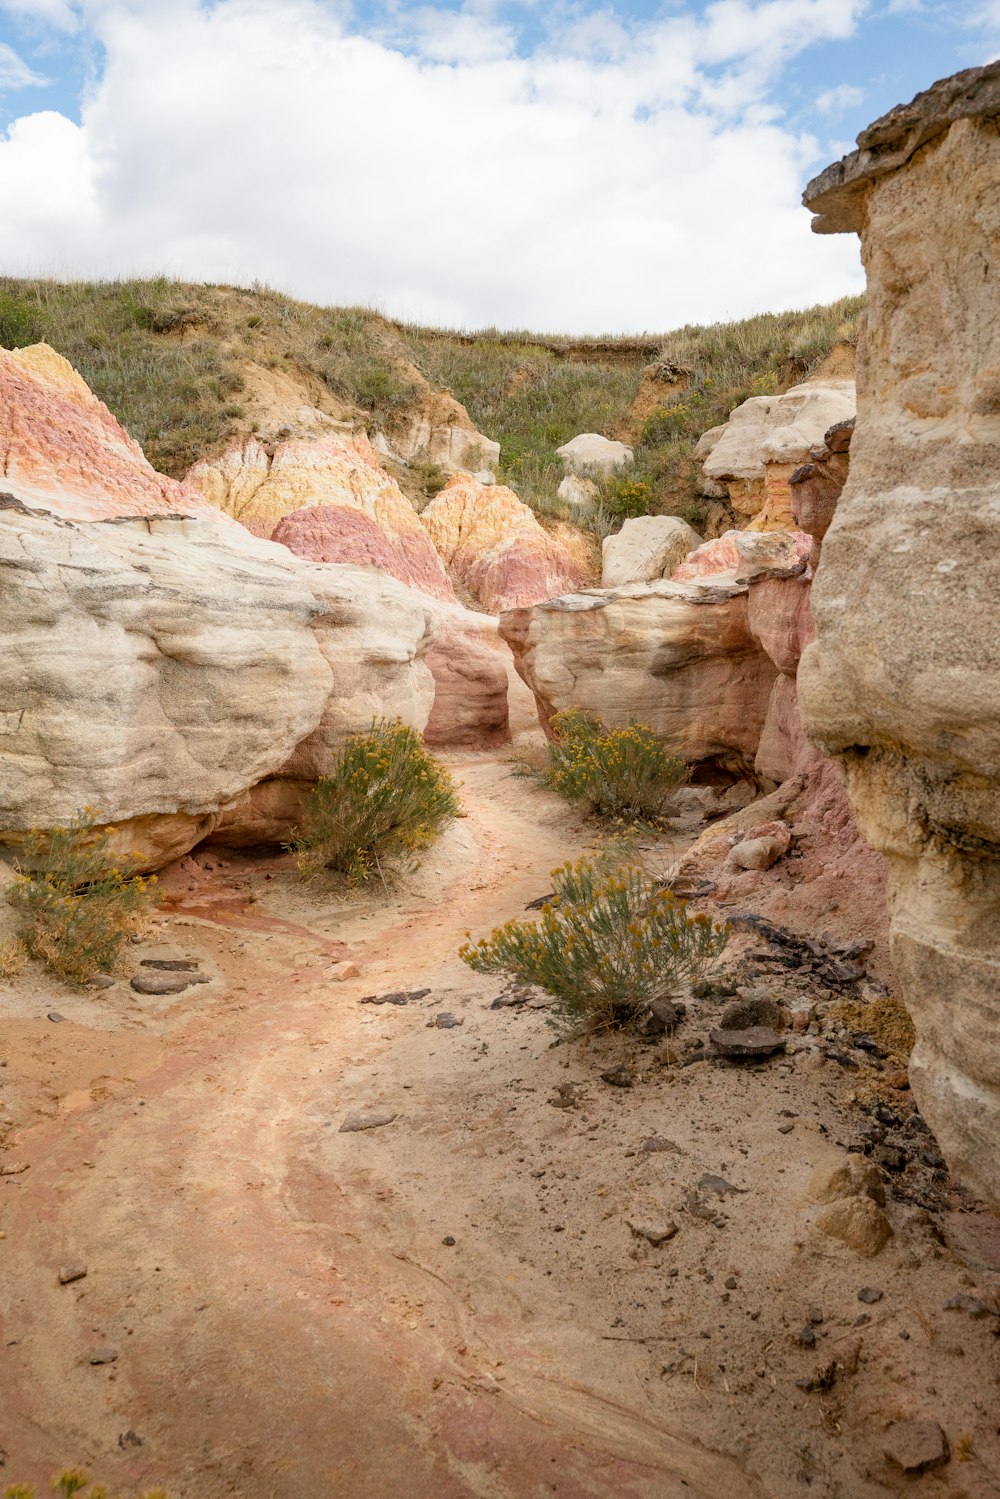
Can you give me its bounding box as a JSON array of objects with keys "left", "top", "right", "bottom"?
[
  {"left": 808, "top": 1306, "right": 824, "bottom": 1325},
  {"left": 89, "top": 975, "right": 115, "bottom": 990},
  {"left": 858, "top": 1286, "right": 883, "bottom": 1304},
  {"left": 58, "top": 1263, "right": 88, "bottom": 1285},
  {"left": 709, "top": 1026, "right": 784, "bottom": 1058},
  {"left": 639, "top": 1136, "right": 683, "bottom": 1156},
  {"left": 816, "top": 1197, "right": 893, "bottom": 1257},
  {"left": 698, "top": 1173, "right": 744, "bottom": 1198},
  {"left": 442, "top": 1235, "right": 456, "bottom": 1246},
  {"left": 873, "top": 1145, "right": 906, "bottom": 1172},
  {"left": 360, "top": 989, "right": 430, "bottom": 1007},
  {"left": 327, "top": 961, "right": 361, "bottom": 982},
  {"left": 944, "top": 1293, "right": 994, "bottom": 1319},
  {"left": 339, "top": 1110, "right": 398, "bottom": 1132},
  {"left": 795, "top": 1326, "right": 817, "bottom": 1348},
  {"left": 47, "top": 1012, "right": 64, "bottom": 1023},
  {"left": 130, "top": 972, "right": 191, "bottom": 996},
  {"left": 724, "top": 1276, "right": 738, "bottom": 1290},
  {"left": 118, "top": 1431, "right": 143, "bottom": 1450},
  {"left": 627, "top": 1219, "right": 679, "bottom": 1247},
  {"left": 139, "top": 958, "right": 198, "bottom": 971},
  {"left": 426, "top": 1012, "right": 463, "bottom": 1029},
  {"left": 883, "top": 1419, "right": 950, "bottom": 1474},
  {"left": 922, "top": 1150, "right": 947, "bottom": 1169},
  {"left": 777, "top": 1122, "right": 794, "bottom": 1134},
  {"left": 600, "top": 1065, "right": 634, "bottom": 1088},
  {"left": 0, "top": 1161, "right": 29, "bottom": 1175},
  {"left": 90, "top": 1347, "right": 118, "bottom": 1365}
]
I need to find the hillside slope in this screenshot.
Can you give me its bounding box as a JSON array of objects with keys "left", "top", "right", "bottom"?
[{"left": 0, "top": 277, "right": 862, "bottom": 525}]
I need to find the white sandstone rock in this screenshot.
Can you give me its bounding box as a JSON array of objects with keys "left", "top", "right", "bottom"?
[
  {"left": 556, "top": 433, "right": 634, "bottom": 478},
  {"left": 601, "top": 515, "right": 701, "bottom": 588}
]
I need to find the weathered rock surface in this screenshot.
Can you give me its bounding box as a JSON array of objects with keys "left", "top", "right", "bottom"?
[
  {"left": 0, "top": 346, "right": 443, "bottom": 868},
  {"left": 556, "top": 475, "right": 599, "bottom": 509},
  {"left": 386, "top": 386, "right": 500, "bottom": 476},
  {"left": 556, "top": 433, "right": 633, "bottom": 478},
  {"left": 189, "top": 432, "right": 455, "bottom": 600},
  {"left": 500, "top": 578, "right": 779, "bottom": 776},
  {"left": 421, "top": 474, "right": 586, "bottom": 613},
  {"left": 601, "top": 515, "right": 700, "bottom": 588},
  {"left": 703, "top": 379, "right": 856, "bottom": 531},
  {"left": 799, "top": 61, "right": 1000, "bottom": 1207}
]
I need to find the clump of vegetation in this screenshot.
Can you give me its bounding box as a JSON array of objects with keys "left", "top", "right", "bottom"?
[
  {"left": 291, "top": 719, "right": 461, "bottom": 883},
  {"left": 601, "top": 477, "right": 652, "bottom": 520},
  {"left": 0, "top": 935, "right": 29, "bottom": 979},
  {"left": 460, "top": 856, "right": 728, "bottom": 1036},
  {"left": 546, "top": 709, "right": 688, "bottom": 823},
  {"left": 8, "top": 811, "right": 158, "bottom": 985},
  {"left": 4, "top": 1469, "right": 168, "bottom": 1498}
]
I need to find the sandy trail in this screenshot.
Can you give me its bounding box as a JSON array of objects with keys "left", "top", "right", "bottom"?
[{"left": 1, "top": 748, "right": 998, "bottom": 1498}]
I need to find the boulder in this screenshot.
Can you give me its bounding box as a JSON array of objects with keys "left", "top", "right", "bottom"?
[
  {"left": 601, "top": 515, "right": 701, "bottom": 588},
  {"left": 799, "top": 61, "right": 1000, "bottom": 1208},
  {"left": 728, "top": 822, "right": 791, "bottom": 871},
  {"left": 420, "top": 474, "right": 586, "bottom": 613},
  {"left": 556, "top": 433, "right": 633, "bottom": 478},
  {"left": 557, "top": 475, "right": 599, "bottom": 509},
  {"left": 703, "top": 379, "right": 856, "bottom": 530},
  {"left": 672, "top": 529, "right": 812, "bottom": 586},
  {"left": 189, "top": 431, "right": 455, "bottom": 601},
  {"left": 500, "top": 578, "right": 779, "bottom": 777}
]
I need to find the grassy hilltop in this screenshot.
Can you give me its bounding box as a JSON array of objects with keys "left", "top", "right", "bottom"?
[{"left": 0, "top": 277, "right": 862, "bottom": 525}]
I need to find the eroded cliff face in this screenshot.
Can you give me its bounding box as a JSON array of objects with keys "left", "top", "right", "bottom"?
[{"left": 799, "top": 62, "right": 1000, "bottom": 1205}]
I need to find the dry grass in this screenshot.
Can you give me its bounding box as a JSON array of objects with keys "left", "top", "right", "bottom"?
[{"left": 0, "top": 277, "right": 863, "bottom": 520}]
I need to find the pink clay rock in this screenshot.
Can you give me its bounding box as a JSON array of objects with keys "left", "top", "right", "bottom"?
[
  {"left": 0, "top": 343, "right": 214, "bottom": 522},
  {"left": 423, "top": 614, "right": 510, "bottom": 750},
  {"left": 672, "top": 529, "right": 812, "bottom": 584},
  {"left": 190, "top": 430, "right": 455, "bottom": 601},
  {"left": 421, "top": 474, "right": 587, "bottom": 612},
  {"left": 272, "top": 504, "right": 454, "bottom": 602}
]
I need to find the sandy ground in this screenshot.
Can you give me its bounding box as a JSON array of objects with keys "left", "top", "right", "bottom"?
[{"left": 1, "top": 710, "right": 999, "bottom": 1498}]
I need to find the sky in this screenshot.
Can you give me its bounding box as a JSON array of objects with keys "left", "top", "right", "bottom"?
[{"left": 0, "top": 0, "right": 997, "bottom": 333}]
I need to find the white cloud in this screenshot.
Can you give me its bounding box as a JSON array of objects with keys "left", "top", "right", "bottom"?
[
  {"left": 816, "top": 81, "right": 864, "bottom": 112},
  {"left": 0, "top": 0, "right": 868, "bottom": 331},
  {"left": 0, "top": 0, "right": 79, "bottom": 29},
  {"left": 0, "top": 40, "right": 48, "bottom": 88}
]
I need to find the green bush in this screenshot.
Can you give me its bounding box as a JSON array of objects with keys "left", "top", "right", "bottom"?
[
  {"left": 546, "top": 709, "right": 688, "bottom": 822},
  {"left": 601, "top": 478, "right": 652, "bottom": 520},
  {"left": 292, "top": 719, "right": 461, "bottom": 882},
  {"left": 8, "top": 811, "right": 158, "bottom": 985},
  {"left": 460, "top": 856, "right": 728, "bottom": 1036},
  {"left": 0, "top": 292, "right": 41, "bottom": 349}
]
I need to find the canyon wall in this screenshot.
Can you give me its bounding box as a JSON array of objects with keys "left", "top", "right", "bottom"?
[{"left": 799, "top": 62, "right": 1000, "bottom": 1206}]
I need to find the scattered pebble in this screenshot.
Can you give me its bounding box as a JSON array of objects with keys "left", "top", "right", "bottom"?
[
  {"left": 46, "top": 1012, "right": 64, "bottom": 1024},
  {"left": 710, "top": 1026, "right": 784, "bottom": 1058},
  {"left": 627, "top": 1218, "right": 679, "bottom": 1247},
  {"left": 361, "top": 989, "right": 430, "bottom": 1007},
  {"left": 58, "top": 1263, "right": 88, "bottom": 1285},
  {"left": 858, "top": 1286, "right": 883, "bottom": 1304},
  {"left": 140, "top": 958, "right": 198, "bottom": 972},
  {"left": 883, "top": 1419, "right": 950, "bottom": 1474},
  {"left": 327, "top": 961, "right": 361, "bottom": 982},
  {"left": 426, "top": 1013, "right": 463, "bottom": 1029},
  {"left": 130, "top": 972, "right": 192, "bottom": 996},
  {"left": 339, "top": 1110, "right": 398, "bottom": 1133},
  {"left": 442, "top": 1236, "right": 456, "bottom": 1247},
  {"left": 90, "top": 1347, "right": 118, "bottom": 1365}
]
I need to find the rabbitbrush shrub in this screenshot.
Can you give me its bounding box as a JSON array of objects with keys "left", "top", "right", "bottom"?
[
  {"left": 460, "top": 857, "right": 728, "bottom": 1037},
  {"left": 4, "top": 1469, "right": 169, "bottom": 1498},
  {"left": 8, "top": 811, "right": 158, "bottom": 985},
  {"left": 292, "top": 718, "right": 461, "bottom": 883},
  {"left": 547, "top": 709, "right": 688, "bottom": 822}
]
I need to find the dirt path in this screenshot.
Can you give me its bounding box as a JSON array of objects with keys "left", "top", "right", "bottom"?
[{"left": 1, "top": 749, "right": 998, "bottom": 1498}]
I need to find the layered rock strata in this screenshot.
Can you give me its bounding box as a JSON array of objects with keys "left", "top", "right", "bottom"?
[
  {"left": 798, "top": 62, "right": 1000, "bottom": 1205},
  {"left": 703, "top": 379, "right": 856, "bottom": 531},
  {"left": 421, "top": 474, "right": 587, "bottom": 613},
  {"left": 188, "top": 431, "right": 455, "bottom": 600},
  {"left": 0, "top": 345, "right": 489, "bottom": 867}
]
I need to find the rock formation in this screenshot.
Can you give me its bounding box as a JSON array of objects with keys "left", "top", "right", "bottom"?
[
  {"left": 703, "top": 379, "right": 856, "bottom": 531},
  {"left": 601, "top": 515, "right": 701, "bottom": 588},
  {"left": 0, "top": 344, "right": 504, "bottom": 869},
  {"left": 556, "top": 433, "right": 633, "bottom": 478},
  {"left": 188, "top": 431, "right": 455, "bottom": 600},
  {"left": 385, "top": 386, "right": 500, "bottom": 477},
  {"left": 420, "top": 473, "right": 587, "bottom": 613},
  {"left": 798, "top": 61, "right": 1000, "bottom": 1207},
  {"left": 500, "top": 577, "right": 781, "bottom": 777}
]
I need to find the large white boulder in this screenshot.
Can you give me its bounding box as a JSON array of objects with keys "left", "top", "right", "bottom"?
[
  {"left": 601, "top": 515, "right": 701, "bottom": 588},
  {"left": 556, "top": 433, "right": 634, "bottom": 478}
]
